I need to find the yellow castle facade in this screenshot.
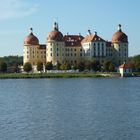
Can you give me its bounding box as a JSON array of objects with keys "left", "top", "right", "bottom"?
[{"left": 23, "top": 23, "right": 128, "bottom": 67}]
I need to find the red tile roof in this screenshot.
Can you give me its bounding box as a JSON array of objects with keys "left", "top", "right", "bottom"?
[
  {"left": 81, "top": 34, "right": 105, "bottom": 44},
  {"left": 63, "top": 35, "right": 84, "bottom": 47}
]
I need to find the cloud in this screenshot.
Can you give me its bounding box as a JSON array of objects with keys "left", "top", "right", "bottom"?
[{"left": 0, "top": 0, "right": 38, "bottom": 21}]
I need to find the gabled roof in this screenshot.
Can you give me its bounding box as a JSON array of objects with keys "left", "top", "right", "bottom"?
[
  {"left": 81, "top": 34, "right": 105, "bottom": 44},
  {"left": 63, "top": 35, "right": 84, "bottom": 47},
  {"left": 119, "top": 63, "right": 131, "bottom": 69}
]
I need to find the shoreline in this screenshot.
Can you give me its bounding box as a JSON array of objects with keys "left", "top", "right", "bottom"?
[
  {"left": 0, "top": 72, "right": 121, "bottom": 79},
  {"left": 0, "top": 72, "right": 139, "bottom": 79}
]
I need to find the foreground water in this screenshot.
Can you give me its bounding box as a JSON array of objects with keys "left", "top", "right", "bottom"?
[{"left": 0, "top": 78, "right": 140, "bottom": 140}]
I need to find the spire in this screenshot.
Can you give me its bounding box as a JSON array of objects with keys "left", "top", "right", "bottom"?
[
  {"left": 53, "top": 22, "right": 59, "bottom": 31},
  {"left": 118, "top": 24, "right": 122, "bottom": 31}
]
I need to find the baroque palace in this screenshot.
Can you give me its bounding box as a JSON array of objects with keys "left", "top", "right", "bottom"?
[{"left": 23, "top": 22, "right": 128, "bottom": 68}]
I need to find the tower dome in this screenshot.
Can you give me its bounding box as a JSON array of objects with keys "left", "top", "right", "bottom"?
[
  {"left": 24, "top": 28, "right": 39, "bottom": 45},
  {"left": 47, "top": 22, "right": 63, "bottom": 42},
  {"left": 112, "top": 24, "right": 128, "bottom": 43}
]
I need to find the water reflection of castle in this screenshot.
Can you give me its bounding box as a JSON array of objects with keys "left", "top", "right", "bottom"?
[{"left": 23, "top": 23, "right": 128, "bottom": 67}]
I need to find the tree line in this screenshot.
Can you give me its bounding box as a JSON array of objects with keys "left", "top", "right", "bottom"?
[
  {"left": 0, "top": 56, "right": 23, "bottom": 73},
  {"left": 0, "top": 55, "right": 140, "bottom": 73},
  {"left": 128, "top": 55, "right": 140, "bottom": 72},
  {"left": 23, "top": 60, "right": 116, "bottom": 73}
]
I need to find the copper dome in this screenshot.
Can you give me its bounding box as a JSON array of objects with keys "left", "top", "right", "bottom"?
[
  {"left": 47, "top": 30, "right": 63, "bottom": 41},
  {"left": 24, "top": 28, "right": 39, "bottom": 45},
  {"left": 47, "top": 22, "right": 63, "bottom": 42},
  {"left": 112, "top": 25, "right": 128, "bottom": 43}
]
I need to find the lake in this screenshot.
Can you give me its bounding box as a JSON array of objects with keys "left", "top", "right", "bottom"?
[{"left": 0, "top": 78, "right": 140, "bottom": 140}]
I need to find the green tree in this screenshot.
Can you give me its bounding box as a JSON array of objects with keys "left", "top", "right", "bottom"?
[
  {"left": 103, "top": 61, "right": 115, "bottom": 72},
  {"left": 0, "top": 55, "right": 23, "bottom": 66},
  {"left": 60, "top": 62, "right": 71, "bottom": 70},
  {"left": 77, "top": 62, "right": 85, "bottom": 72},
  {"left": 37, "top": 62, "right": 43, "bottom": 72},
  {"left": 109, "top": 63, "right": 115, "bottom": 72},
  {"left": 11, "top": 63, "right": 20, "bottom": 73},
  {"left": 91, "top": 60, "right": 101, "bottom": 72},
  {"left": 85, "top": 61, "right": 91, "bottom": 71},
  {"left": 73, "top": 63, "right": 78, "bottom": 70},
  {"left": 56, "top": 61, "right": 61, "bottom": 70},
  {"left": 23, "top": 62, "right": 32, "bottom": 73},
  {"left": 46, "top": 62, "right": 53, "bottom": 70},
  {"left": 128, "top": 61, "right": 136, "bottom": 72},
  {"left": 135, "top": 61, "right": 140, "bottom": 72},
  {"left": 0, "top": 61, "right": 7, "bottom": 73}
]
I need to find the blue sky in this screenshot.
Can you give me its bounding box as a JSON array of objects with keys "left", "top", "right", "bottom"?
[{"left": 0, "top": 0, "right": 140, "bottom": 56}]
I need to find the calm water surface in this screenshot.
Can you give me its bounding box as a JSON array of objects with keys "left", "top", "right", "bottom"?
[{"left": 0, "top": 78, "right": 140, "bottom": 140}]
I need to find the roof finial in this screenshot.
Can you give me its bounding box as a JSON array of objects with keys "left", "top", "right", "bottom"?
[
  {"left": 118, "top": 24, "right": 122, "bottom": 31},
  {"left": 30, "top": 27, "right": 33, "bottom": 34},
  {"left": 87, "top": 29, "right": 92, "bottom": 35},
  {"left": 94, "top": 31, "right": 97, "bottom": 35},
  {"left": 53, "top": 22, "right": 59, "bottom": 31}
]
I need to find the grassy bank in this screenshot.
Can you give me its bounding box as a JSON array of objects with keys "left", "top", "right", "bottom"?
[{"left": 0, "top": 72, "right": 120, "bottom": 79}]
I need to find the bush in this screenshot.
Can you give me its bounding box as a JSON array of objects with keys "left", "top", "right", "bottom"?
[{"left": 23, "top": 62, "right": 32, "bottom": 73}]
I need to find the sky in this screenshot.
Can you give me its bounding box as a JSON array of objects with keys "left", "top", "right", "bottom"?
[{"left": 0, "top": 0, "right": 140, "bottom": 56}]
